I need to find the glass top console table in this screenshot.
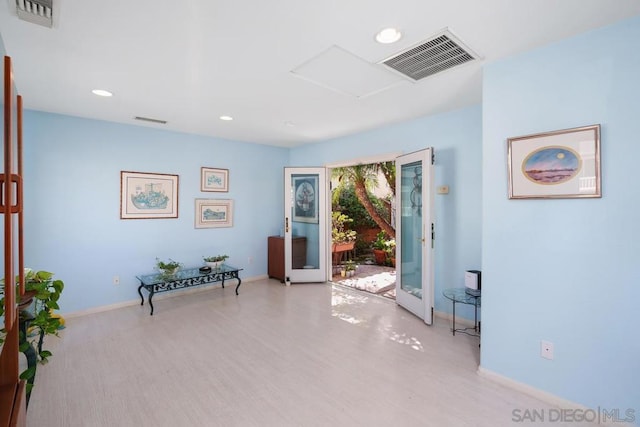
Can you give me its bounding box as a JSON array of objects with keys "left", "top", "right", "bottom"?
[
  {"left": 137, "top": 265, "right": 242, "bottom": 315},
  {"left": 442, "top": 287, "right": 480, "bottom": 337}
]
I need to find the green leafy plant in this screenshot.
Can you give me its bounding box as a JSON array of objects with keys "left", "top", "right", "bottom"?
[
  {"left": 155, "top": 258, "right": 182, "bottom": 274},
  {"left": 383, "top": 238, "right": 396, "bottom": 257},
  {"left": 203, "top": 254, "right": 229, "bottom": 263},
  {"left": 0, "top": 269, "right": 65, "bottom": 392},
  {"left": 332, "top": 212, "right": 357, "bottom": 244},
  {"left": 372, "top": 231, "right": 389, "bottom": 250},
  {"left": 344, "top": 260, "right": 357, "bottom": 271}
]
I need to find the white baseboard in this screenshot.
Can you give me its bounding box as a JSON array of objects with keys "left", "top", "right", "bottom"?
[
  {"left": 433, "top": 309, "right": 477, "bottom": 328},
  {"left": 477, "top": 367, "right": 636, "bottom": 427},
  {"left": 63, "top": 274, "right": 267, "bottom": 318}
]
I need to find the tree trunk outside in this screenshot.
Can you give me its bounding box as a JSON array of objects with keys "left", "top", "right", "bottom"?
[{"left": 353, "top": 178, "right": 395, "bottom": 238}]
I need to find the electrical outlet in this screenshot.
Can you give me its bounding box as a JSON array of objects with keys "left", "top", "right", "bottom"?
[
  {"left": 113, "top": 276, "right": 120, "bottom": 285},
  {"left": 541, "top": 340, "right": 554, "bottom": 360},
  {"left": 248, "top": 257, "right": 253, "bottom": 264},
  {"left": 437, "top": 185, "right": 449, "bottom": 194}
]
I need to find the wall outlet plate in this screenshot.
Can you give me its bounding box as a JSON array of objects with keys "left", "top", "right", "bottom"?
[{"left": 541, "top": 340, "right": 554, "bottom": 360}]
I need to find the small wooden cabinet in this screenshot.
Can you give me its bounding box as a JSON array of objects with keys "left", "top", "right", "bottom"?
[{"left": 268, "top": 236, "right": 307, "bottom": 282}]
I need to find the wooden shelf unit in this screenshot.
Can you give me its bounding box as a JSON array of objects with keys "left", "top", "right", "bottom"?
[{"left": 267, "top": 236, "right": 307, "bottom": 282}]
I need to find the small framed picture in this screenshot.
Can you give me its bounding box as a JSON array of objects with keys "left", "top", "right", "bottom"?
[
  {"left": 120, "top": 171, "right": 179, "bottom": 219},
  {"left": 507, "top": 124, "right": 601, "bottom": 199},
  {"left": 195, "top": 199, "right": 233, "bottom": 228},
  {"left": 201, "top": 167, "right": 229, "bottom": 192}
]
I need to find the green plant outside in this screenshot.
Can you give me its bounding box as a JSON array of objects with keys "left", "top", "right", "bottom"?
[
  {"left": 331, "top": 212, "right": 357, "bottom": 244},
  {"left": 332, "top": 184, "right": 387, "bottom": 229}
]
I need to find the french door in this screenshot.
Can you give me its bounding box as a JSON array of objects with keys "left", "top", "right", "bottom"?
[
  {"left": 395, "top": 148, "right": 435, "bottom": 324},
  {"left": 283, "top": 167, "right": 328, "bottom": 284}
]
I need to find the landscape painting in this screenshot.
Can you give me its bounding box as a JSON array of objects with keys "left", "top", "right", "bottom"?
[
  {"left": 508, "top": 124, "right": 601, "bottom": 199},
  {"left": 522, "top": 147, "right": 581, "bottom": 184},
  {"left": 195, "top": 199, "right": 233, "bottom": 228}
]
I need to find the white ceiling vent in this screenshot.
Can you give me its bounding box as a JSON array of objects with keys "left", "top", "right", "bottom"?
[
  {"left": 15, "top": 0, "right": 53, "bottom": 28},
  {"left": 381, "top": 29, "right": 479, "bottom": 81}
]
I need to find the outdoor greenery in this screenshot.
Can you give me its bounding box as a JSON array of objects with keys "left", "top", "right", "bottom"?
[
  {"left": 332, "top": 183, "right": 387, "bottom": 229},
  {"left": 332, "top": 162, "right": 396, "bottom": 238},
  {"left": 331, "top": 212, "right": 357, "bottom": 244}
]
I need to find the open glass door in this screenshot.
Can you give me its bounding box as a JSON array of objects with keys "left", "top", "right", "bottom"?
[
  {"left": 284, "top": 167, "right": 328, "bottom": 284},
  {"left": 395, "top": 148, "right": 435, "bottom": 324}
]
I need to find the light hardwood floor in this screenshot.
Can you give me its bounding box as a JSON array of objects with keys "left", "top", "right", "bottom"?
[{"left": 26, "top": 279, "right": 588, "bottom": 426}]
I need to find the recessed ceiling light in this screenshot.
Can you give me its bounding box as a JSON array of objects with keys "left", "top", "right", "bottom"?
[
  {"left": 91, "top": 89, "right": 113, "bottom": 97},
  {"left": 219, "top": 115, "right": 233, "bottom": 121},
  {"left": 375, "top": 28, "right": 402, "bottom": 44}
]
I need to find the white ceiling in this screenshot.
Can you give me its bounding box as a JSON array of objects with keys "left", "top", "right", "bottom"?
[{"left": 1, "top": 1, "right": 639, "bottom": 147}]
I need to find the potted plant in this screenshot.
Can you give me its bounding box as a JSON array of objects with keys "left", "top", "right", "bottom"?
[
  {"left": 332, "top": 212, "right": 357, "bottom": 252},
  {"left": 383, "top": 238, "right": 396, "bottom": 267},
  {"left": 155, "top": 258, "right": 182, "bottom": 275},
  {"left": 203, "top": 254, "right": 228, "bottom": 269},
  {"left": 344, "top": 260, "right": 357, "bottom": 277},
  {"left": 0, "top": 268, "right": 65, "bottom": 396},
  {"left": 372, "top": 231, "right": 389, "bottom": 265}
]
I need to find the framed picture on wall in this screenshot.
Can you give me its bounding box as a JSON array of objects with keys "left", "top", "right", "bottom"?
[
  {"left": 292, "top": 176, "right": 318, "bottom": 223},
  {"left": 120, "top": 171, "right": 179, "bottom": 219},
  {"left": 507, "top": 124, "right": 601, "bottom": 199},
  {"left": 201, "top": 167, "right": 229, "bottom": 192},
  {"left": 195, "top": 199, "right": 233, "bottom": 228}
]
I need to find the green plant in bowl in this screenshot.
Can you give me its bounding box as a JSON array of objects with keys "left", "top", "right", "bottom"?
[
  {"left": 155, "top": 258, "right": 181, "bottom": 275},
  {"left": 203, "top": 255, "right": 228, "bottom": 269}
]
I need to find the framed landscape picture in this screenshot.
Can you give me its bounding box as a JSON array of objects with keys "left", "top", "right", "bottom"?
[
  {"left": 507, "top": 124, "right": 601, "bottom": 199},
  {"left": 201, "top": 167, "right": 229, "bottom": 192},
  {"left": 120, "top": 171, "right": 179, "bottom": 219},
  {"left": 195, "top": 199, "right": 233, "bottom": 228}
]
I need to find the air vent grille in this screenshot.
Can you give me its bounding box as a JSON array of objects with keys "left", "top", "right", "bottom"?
[
  {"left": 16, "top": 0, "right": 52, "bottom": 28},
  {"left": 134, "top": 116, "right": 167, "bottom": 125},
  {"left": 382, "top": 31, "right": 477, "bottom": 81}
]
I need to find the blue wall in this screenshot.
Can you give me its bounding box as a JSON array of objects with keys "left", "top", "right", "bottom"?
[
  {"left": 23, "top": 111, "right": 288, "bottom": 313},
  {"left": 481, "top": 15, "right": 640, "bottom": 417},
  {"left": 290, "top": 105, "right": 483, "bottom": 317}
]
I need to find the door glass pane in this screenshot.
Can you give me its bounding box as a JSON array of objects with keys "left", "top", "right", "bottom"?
[
  {"left": 400, "top": 161, "right": 423, "bottom": 298},
  {"left": 290, "top": 174, "right": 320, "bottom": 270}
]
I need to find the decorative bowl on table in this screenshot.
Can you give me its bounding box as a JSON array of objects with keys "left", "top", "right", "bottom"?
[
  {"left": 205, "top": 261, "right": 223, "bottom": 269},
  {"left": 203, "top": 255, "right": 228, "bottom": 270},
  {"left": 155, "top": 258, "right": 182, "bottom": 276}
]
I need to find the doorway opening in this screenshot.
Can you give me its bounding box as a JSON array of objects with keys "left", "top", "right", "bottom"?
[{"left": 329, "top": 158, "right": 397, "bottom": 300}]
